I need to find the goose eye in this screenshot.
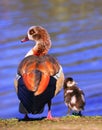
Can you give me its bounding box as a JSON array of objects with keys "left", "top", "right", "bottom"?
[{"left": 29, "top": 29, "right": 35, "bottom": 35}]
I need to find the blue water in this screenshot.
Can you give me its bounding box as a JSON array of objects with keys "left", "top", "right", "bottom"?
[{"left": 0, "top": 0, "right": 102, "bottom": 119}]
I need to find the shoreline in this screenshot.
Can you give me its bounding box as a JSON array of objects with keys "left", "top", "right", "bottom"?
[{"left": 0, "top": 116, "right": 102, "bottom": 130}]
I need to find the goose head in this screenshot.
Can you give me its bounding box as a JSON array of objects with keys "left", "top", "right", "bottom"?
[
  {"left": 21, "top": 26, "right": 51, "bottom": 44},
  {"left": 21, "top": 26, "right": 51, "bottom": 56}
]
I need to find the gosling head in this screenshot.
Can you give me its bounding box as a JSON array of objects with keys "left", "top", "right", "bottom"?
[{"left": 64, "top": 77, "right": 77, "bottom": 88}]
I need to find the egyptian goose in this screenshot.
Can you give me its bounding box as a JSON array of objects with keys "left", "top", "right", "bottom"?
[
  {"left": 14, "top": 26, "right": 64, "bottom": 119},
  {"left": 64, "top": 77, "right": 85, "bottom": 116}
]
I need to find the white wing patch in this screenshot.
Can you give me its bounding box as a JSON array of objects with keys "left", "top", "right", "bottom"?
[
  {"left": 66, "top": 90, "right": 73, "bottom": 93},
  {"left": 72, "top": 106, "right": 78, "bottom": 111},
  {"left": 64, "top": 90, "right": 73, "bottom": 96},
  {"left": 71, "top": 95, "right": 76, "bottom": 104}
]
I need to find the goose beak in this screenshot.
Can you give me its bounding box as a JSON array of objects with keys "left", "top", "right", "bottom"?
[{"left": 21, "top": 36, "right": 29, "bottom": 43}]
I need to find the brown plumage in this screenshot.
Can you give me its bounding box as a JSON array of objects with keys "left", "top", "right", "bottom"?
[
  {"left": 64, "top": 77, "right": 85, "bottom": 116},
  {"left": 14, "top": 26, "right": 64, "bottom": 119}
]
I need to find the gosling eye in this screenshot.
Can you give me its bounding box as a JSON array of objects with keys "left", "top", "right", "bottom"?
[{"left": 29, "top": 29, "right": 35, "bottom": 35}]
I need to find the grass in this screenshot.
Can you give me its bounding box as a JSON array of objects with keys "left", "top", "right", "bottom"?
[{"left": 0, "top": 116, "right": 102, "bottom": 130}]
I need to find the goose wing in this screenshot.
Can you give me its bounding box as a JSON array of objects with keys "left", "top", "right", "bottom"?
[{"left": 15, "top": 55, "right": 60, "bottom": 95}]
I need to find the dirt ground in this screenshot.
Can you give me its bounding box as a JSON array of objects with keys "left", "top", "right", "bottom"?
[{"left": 0, "top": 116, "right": 102, "bottom": 130}]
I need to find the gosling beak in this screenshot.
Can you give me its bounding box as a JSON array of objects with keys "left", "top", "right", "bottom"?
[{"left": 21, "top": 36, "right": 29, "bottom": 43}]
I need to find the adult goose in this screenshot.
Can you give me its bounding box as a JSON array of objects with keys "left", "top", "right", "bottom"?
[{"left": 14, "top": 26, "right": 64, "bottom": 119}]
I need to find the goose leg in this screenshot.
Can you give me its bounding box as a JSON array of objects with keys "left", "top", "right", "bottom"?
[
  {"left": 19, "top": 102, "right": 29, "bottom": 120},
  {"left": 47, "top": 100, "right": 53, "bottom": 119},
  {"left": 67, "top": 107, "right": 71, "bottom": 116},
  {"left": 78, "top": 111, "right": 82, "bottom": 116},
  {"left": 24, "top": 114, "right": 29, "bottom": 120}
]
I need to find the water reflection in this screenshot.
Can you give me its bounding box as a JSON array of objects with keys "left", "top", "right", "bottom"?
[{"left": 0, "top": 0, "right": 102, "bottom": 118}]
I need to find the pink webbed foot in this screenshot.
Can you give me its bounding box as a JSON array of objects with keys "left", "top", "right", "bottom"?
[
  {"left": 47, "top": 101, "right": 59, "bottom": 120},
  {"left": 47, "top": 111, "right": 59, "bottom": 120},
  {"left": 47, "top": 110, "right": 53, "bottom": 120}
]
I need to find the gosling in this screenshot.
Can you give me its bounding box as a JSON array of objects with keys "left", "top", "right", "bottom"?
[{"left": 64, "top": 77, "right": 85, "bottom": 116}]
